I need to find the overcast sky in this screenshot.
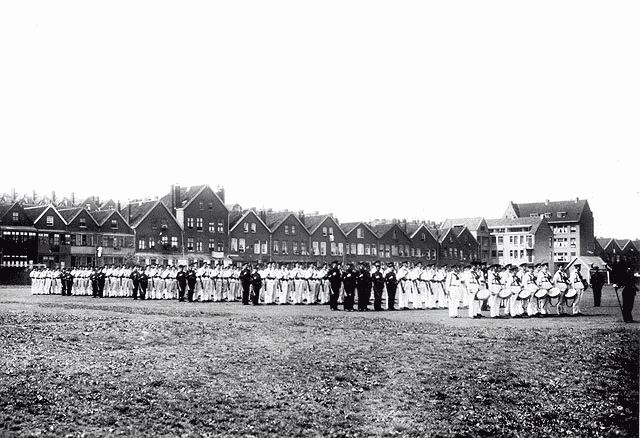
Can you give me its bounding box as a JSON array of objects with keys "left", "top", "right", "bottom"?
[{"left": 1, "top": 1, "right": 638, "bottom": 238}]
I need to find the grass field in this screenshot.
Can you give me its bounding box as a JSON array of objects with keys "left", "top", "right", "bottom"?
[{"left": 1, "top": 286, "right": 638, "bottom": 437}]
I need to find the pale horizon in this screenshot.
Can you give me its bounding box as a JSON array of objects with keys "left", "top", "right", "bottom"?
[{"left": 1, "top": 1, "right": 638, "bottom": 239}]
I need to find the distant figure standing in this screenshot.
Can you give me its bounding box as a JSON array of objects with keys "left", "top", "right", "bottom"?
[
  {"left": 326, "top": 261, "right": 342, "bottom": 311},
  {"left": 176, "top": 266, "right": 187, "bottom": 302},
  {"left": 590, "top": 265, "right": 606, "bottom": 307},
  {"left": 239, "top": 264, "right": 252, "bottom": 305},
  {"left": 615, "top": 267, "right": 639, "bottom": 323},
  {"left": 251, "top": 267, "right": 263, "bottom": 305},
  {"left": 342, "top": 263, "right": 357, "bottom": 311},
  {"left": 384, "top": 263, "right": 398, "bottom": 311}
]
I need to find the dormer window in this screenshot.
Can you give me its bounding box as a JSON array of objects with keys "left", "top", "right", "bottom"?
[
  {"left": 557, "top": 212, "right": 567, "bottom": 218},
  {"left": 544, "top": 213, "right": 552, "bottom": 218},
  {"left": 46, "top": 216, "right": 54, "bottom": 226},
  {"left": 111, "top": 219, "right": 118, "bottom": 230},
  {"left": 356, "top": 228, "right": 364, "bottom": 239},
  {"left": 244, "top": 223, "right": 249, "bottom": 233},
  {"left": 79, "top": 218, "right": 87, "bottom": 228},
  {"left": 12, "top": 212, "right": 19, "bottom": 222},
  {"left": 250, "top": 223, "right": 257, "bottom": 233}
]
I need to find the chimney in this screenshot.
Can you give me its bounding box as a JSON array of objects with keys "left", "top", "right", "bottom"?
[
  {"left": 172, "top": 184, "right": 181, "bottom": 212},
  {"left": 127, "top": 204, "right": 132, "bottom": 224},
  {"left": 259, "top": 209, "right": 267, "bottom": 223},
  {"left": 298, "top": 210, "right": 305, "bottom": 225},
  {"left": 117, "top": 201, "right": 121, "bottom": 212},
  {"left": 51, "top": 191, "right": 56, "bottom": 204},
  {"left": 216, "top": 186, "right": 225, "bottom": 203},
  {"left": 575, "top": 197, "right": 579, "bottom": 203},
  {"left": 170, "top": 184, "right": 176, "bottom": 211},
  {"left": 11, "top": 188, "right": 16, "bottom": 201},
  {"left": 71, "top": 192, "right": 75, "bottom": 205}
]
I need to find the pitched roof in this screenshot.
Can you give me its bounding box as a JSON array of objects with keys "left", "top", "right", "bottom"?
[
  {"left": 264, "top": 211, "right": 293, "bottom": 230},
  {"left": 120, "top": 201, "right": 166, "bottom": 228},
  {"left": 161, "top": 185, "right": 228, "bottom": 212},
  {"left": 100, "top": 199, "right": 118, "bottom": 210},
  {"left": 486, "top": 216, "right": 545, "bottom": 233},
  {"left": 370, "top": 223, "right": 395, "bottom": 238},
  {"left": 437, "top": 227, "right": 456, "bottom": 244},
  {"left": 0, "top": 203, "right": 12, "bottom": 219},
  {"left": 23, "top": 205, "right": 49, "bottom": 223},
  {"left": 79, "top": 197, "right": 100, "bottom": 211},
  {"left": 90, "top": 209, "right": 118, "bottom": 226},
  {"left": 596, "top": 238, "right": 613, "bottom": 250},
  {"left": 440, "top": 217, "right": 485, "bottom": 231},
  {"left": 58, "top": 207, "right": 85, "bottom": 223},
  {"left": 302, "top": 215, "right": 327, "bottom": 233},
  {"left": 508, "top": 199, "right": 588, "bottom": 222},
  {"left": 229, "top": 210, "right": 245, "bottom": 229},
  {"left": 615, "top": 239, "right": 632, "bottom": 250}
]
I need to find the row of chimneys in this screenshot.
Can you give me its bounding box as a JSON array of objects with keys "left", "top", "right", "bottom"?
[{"left": 169, "top": 184, "right": 226, "bottom": 212}]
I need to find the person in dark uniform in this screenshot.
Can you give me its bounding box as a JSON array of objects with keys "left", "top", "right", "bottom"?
[
  {"left": 176, "top": 266, "right": 187, "bottom": 302},
  {"left": 342, "top": 262, "right": 356, "bottom": 311},
  {"left": 251, "top": 266, "right": 263, "bottom": 305},
  {"left": 60, "top": 269, "right": 68, "bottom": 296},
  {"left": 371, "top": 261, "right": 385, "bottom": 311},
  {"left": 130, "top": 267, "right": 140, "bottom": 300},
  {"left": 90, "top": 268, "right": 99, "bottom": 298},
  {"left": 590, "top": 265, "right": 606, "bottom": 307},
  {"left": 139, "top": 267, "right": 148, "bottom": 300},
  {"left": 96, "top": 268, "right": 106, "bottom": 298},
  {"left": 186, "top": 264, "right": 197, "bottom": 302},
  {"left": 326, "top": 260, "right": 342, "bottom": 311},
  {"left": 615, "top": 267, "right": 639, "bottom": 323},
  {"left": 65, "top": 268, "right": 74, "bottom": 296},
  {"left": 385, "top": 262, "right": 398, "bottom": 310},
  {"left": 356, "top": 262, "right": 372, "bottom": 311},
  {"left": 239, "top": 263, "right": 252, "bottom": 305}
]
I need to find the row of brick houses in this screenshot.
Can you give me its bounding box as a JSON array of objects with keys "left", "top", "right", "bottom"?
[{"left": 2, "top": 187, "right": 636, "bottom": 273}]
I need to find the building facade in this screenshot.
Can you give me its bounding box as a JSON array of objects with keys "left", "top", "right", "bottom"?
[
  {"left": 304, "top": 214, "right": 346, "bottom": 264},
  {"left": 486, "top": 217, "right": 553, "bottom": 267},
  {"left": 341, "top": 222, "right": 380, "bottom": 264},
  {"left": 228, "top": 209, "right": 271, "bottom": 264},
  {"left": 440, "top": 217, "right": 490, "bottom": 262},
  {"left": 0, "top": 203, "right": 38, "bottom": 268}
]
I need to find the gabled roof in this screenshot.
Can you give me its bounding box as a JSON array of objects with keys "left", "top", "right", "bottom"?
[
  {"left": 100, "top": 199, "right": 118, "bottom": 210},
  {"left": 405, "top": 222, "right": 437, "bottom": 240},
  {"left": 161, "top": 185, "right": 228, "bottom": 212},
  {"left": 437, "top": 227, "right": 457, "bottom": 244},
  {"left": 90, "top": 209, "right": 121, "bottom": 226},
  {"left": 596, "top": 238, "right": 613, "bottom": 250},
  {"left": 263, "top": 211, "right": 308, "bottom": 234},
  {"left": 339, "top": 221, "right": 377, "bottom": 237},
  {"left": 79, "top": 197, "right": 100, "bottom": 211},
  {"left": 302, "top": 214, "right": 346, "bottom": 237},
  {"left": 120, "top": 201, "right": 179, "bottom": 229},
  {"left": 507, "top": 199, "right": 589, "bottom": 223},
  {"left": 440, "top": 217, "right": 486, "bottom": 231},
  {"left": 369, "top": 223, "right": 395, "bottom": 238},
  {"left": 229, "top": 209, "right": 270, "bottom": 232},
  {"left": 615, "top": 239, "right": 632, "bottom": 251},
  {"left": 0, "top": 203, "right": 13, "bottom": 219},
  {"left": 486, "top": 216, "right": 546, "bottom": 234},
  {"left": 58, "top": 207, "right": 96, "bottom": 225},
  {"left": 24, "top": 204, "right": 67, "bottom": 226}
]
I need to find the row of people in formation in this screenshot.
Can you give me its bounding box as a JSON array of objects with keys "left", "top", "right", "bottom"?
[{"left": 29, "top": 260, "right": 588, "bottom": 318}]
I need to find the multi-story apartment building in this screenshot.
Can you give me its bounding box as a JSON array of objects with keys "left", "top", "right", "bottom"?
[
  {"left": 440, "top": 217, "right": 490, "bottom": 262},
  {"left": 91, "top": 209, "right": 135, "bottom": 266},
  {"left": 228, "top": 209, "right": 271, "bottom": 264},
  {"left": 265, "top": 211, "right": 310, "bottom": 263},
  {"left": 486, "top": 217, "right": 553, "bottom": 267},
  {"left": 303, "top": 214, "right": 346, "bottom": 264},
  {"left": 370, "top": 223, "right": 413, "bottom": 263},
  {"left": 0, "top": 202, "right": 38, "bottom": 268},
  {"left": 24, "top": 205, "right": 71, "bottom": 268},
  {"left": 405, "top": 222, "right": 439, "bottom": 264},
  {"left": 437, "top": 226, "right": 480, "bottom": 265},
  {"left": 340, "top": 222, "right": 379, "bottom": 264},
  {"left": 161, "top": 184, "right": 228, "bottom": 263},
  {"left": 504, "top": 198, "right": 594, "bottom": 262}
]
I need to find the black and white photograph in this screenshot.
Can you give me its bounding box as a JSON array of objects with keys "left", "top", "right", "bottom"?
[{"left": 1, "top": 1, "right": 639, "bottom": 436}]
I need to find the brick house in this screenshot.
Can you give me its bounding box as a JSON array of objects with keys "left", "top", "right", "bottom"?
[
  {"left": 24, "top": 205, "right": 71, "bottom": 268},
  {"left": 504, "top": 198, "right": 595, "bottom": 261},
  {"left": 161, "top": 184, "right": 229, "bottom": 263},
  {"left": 370, "top": 223, "right": 413, "bottom": 263},
  {"left": 303, "top": 214, "right": 346, "bottom": 264},
  {"left": 340, "top": 222, "right": 379, "bottom": 264},
  {"left": 0, "top": 202, "right": 38, "bottom": 268},
  {"left": 405, "top": 222, "right": 439, "bottom": 264},
  {"left": 440, "top": 217, "right": 491, "bottom": 262},
  {"left": 228, "top": 209, "right": 271, "bottom": 264},
  {"left": 59, "top": 207, "right": 101, "bottom": 267},
  {"left": 265, "top": 211, "right": 310, "bottom": 263},
  {"left": 91, "top": 209, "right": 135, "bottom": 266},
  {"left": 122, "top": 201, "right": 183, "bottom": 266},
  {"left": 455, "top": 226, "right": 481, "bottom": 263}
]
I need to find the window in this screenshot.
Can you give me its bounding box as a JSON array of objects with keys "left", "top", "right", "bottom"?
[
  {"left": 431, "top": 249, "right": 437, "bottom": 259},
  {"left": 497, "top": 236, "right": 503, "bottom": 245},
  {"left": 187, "top": 238, "right": 194, "bottom": 252},
  {"left": 261, "top": 241, "right": 267, "bottom": 254},
  {"left": 392, "top": 230, "right": 397, "bottom": 239},
  {"left": 111, "top": 220, "right": 118, "bottom": 230},
  {"left": 217, "top": 221, "right": 224, "bottom": 233},
  {"left": 196, "top": 218, "right": 203, "bottom": 231},
  {"left": 282, "top": 241, "right": 288, "bottom": 254},
  {"left": 509, "top": 236, "right": 514, "bottom": 244},
  {"left": 520, "top": 250, "right": 524, "bottom": 259},
  {"left": 491, "top": 250, "right": 497, "bottom": 258},
  {"left": 79, "top": 218, "right": 86, "bottom": 228},
  {"left": 365, "top": 244, "right": 371, "bottom": 255},
  {"left": 232, "top": 238, "right": 239, "bottom": 252},
  {"left": 238, "top": 238, "right": 245, "bottom": 253},
  {"left": 161, "top": 235, "right": 168, "bottom": 246},
  {"left": 217, "top": 242, "right": 224, "bottom": 252},
  {"left": 321, "top": 242, "right": 327, "bottom": 256},
  {"left": 509, "top": 250, "right": 514, "bottom": 258},
  {"left": 171, "top": 237, "right": 178, "bottom": 249},
  {"left": 322, "top": 227, "right": 327, "bottom": 237},
  {"left": 254, "top": 241, "right": 260, "bottom": 254},
  {"left": 251, "top": 223, "right": 257, "bottom": 233},
  {"left": 570, "top": 238, "right": 576, "bottom": 248},
  {"left": 209, "top": 222, "right": 216, "bottom": 233},
  {"left": 372, "top": 245, "right": 378, "bottom": 256},
  {"left": 300, "top": 241, "right": 306, "bottom": 255},
  {"left": 421, "top": 233, "right": 426, "bottom": 241},
  {"left": 243, "top": 223, "right": 249, "bottom": 233},
  {"left": 392, "top": 245, "right": 398, "bottom": 256},
  {"left": 411, "top": 248, "right": 415, "bottom": 257},
  {"left": 293, "top": 242, "right": 299, "bottom": 255},
  {"left": 199, "top": 201, "right": 204, "bottom": 210},
  {"left": 544, "top": 213, "right": 552, "bottom": 218},
  {"left": 284, "top": 225, "right": 289, "bottom": 235},
  {"left": 338, "top": 243, "right": 344, "bottom": 256},
  {"left": 291, "top": 225, "right": 296, "bottom": 235},
  {"left": 357, "top": 244, "right": 364, "bottom": 255},
  {"left": 273, "top": 240, "right": 279, "bottom": 254},
  {"left": 12, "top": 212, "right": 19, "bottom": 222},
  {"left": 356, "top": 228, "right": 364, "bottom": 239},
  {"left": 187, "top": 218, "right": 194, "bottom": 229},
  {"left": 386, "top": 245, "right": 391, "bottom": 258},
  {"left": 329, "top": 227, "right": 334, "bottom": 236},
  {"left": 46, "top": 216, "right": 54, "bottom": 226},
  {"left": 498, "top": 250, "right": 503, "bottom": 257},
  {"left": 351, "top": 243, "right": 357, "bottom": 255},
  {"left": 313, "top": 241, "right": 319, "bottom": 255},
  {"left": 208, "top": 202, "right": 213, "bottom": 210},
  {"left": 138, "top": 239, "right": 146, "bottom": 250},
  {"left": 196, "top": 240, "right": 203, "bottom": 252},
  {"left": 209, "top": 239, "right": 216, "bottom": 251},
  {"left": 529, "top": 213, "right": 538, "bottom": 218},
  {"left": 557, "top": 212, "right": 567, "bottom": 218},
  {"left": 330, "top": 242, "right": 337, "bottom": 256},
  {"left": 148, "top": 237, "right": 155, "bottom": 248},
  {"left": 570, "top": 225, "right": 577, "bottom": 233}
]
